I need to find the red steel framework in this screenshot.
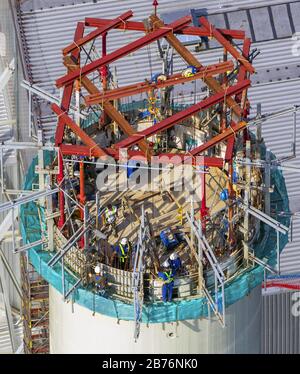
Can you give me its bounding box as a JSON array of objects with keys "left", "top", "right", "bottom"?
[{"left": 53, "top": 9, "right": 254, "bottom": 229}]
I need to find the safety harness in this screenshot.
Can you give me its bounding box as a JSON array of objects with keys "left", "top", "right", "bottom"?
[
  {"left": 163, "top": 271, "right": 174, "bottom": 284},
  {"left": 119, "top": 243, "right": 131, "bottom": 263},
  {"left": 105, "top": 206, "right": 117, "bottom": 223}
]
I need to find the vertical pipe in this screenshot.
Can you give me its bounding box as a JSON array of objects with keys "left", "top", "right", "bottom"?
[
  {"left": 84, "top": 205, "right": 89, "bottom": 252},
  {"left": 79, "top": 159, "right": 85, "bottom": 249},
  {"left": 75, "top": 80, "right": 80, "bottom": 126},
  {"left": 198, "top": 216, "right": 203, "bottom": 291},
  {"left": 256, "top": 103, "right": 262, "bottom": 154},
  {"left": 228, "top": 161, "right": 234, "bottom": 244},
  {"left": 277, "top": 231, "right": 280, "bottom": 275},
  {"left": 153, "top": 0, "right": 158, "bottom": 16},
  {"left": 96, "top": 191, "right": 100, "bottom": 229},
  {"left": 197, "top": 221, "right": 203, "bottom": 294},
  {"left": 243, "top": 140, "right": 251, "bottom": 263},
  {"left": 265, "top": 149, "right": 271, "bottom": 216},
  {"left": 100, "top": 32, "right": 108, "bottom": 126},
  {"left": 11, "top": 206, "right": 16, "bottom": 253},
  {"left": 62, "top": 256, "right": 65, "bottom": 300},
  {"left": 200, "top": 170, "right": 207, "bottom": 233},
  {"left": 220, "top": 47, "right": 228, "bottom": 133},
  {"left": 0, "top": 147, "right": 4, "bottom": 193},
  {"left": 190, "top": 195, "right": 194, "bottom": 248},
  {"left": 28, "top": 90, "right": 32, "bottom": 138},
  {"left": 101, "top": 32, "right": 107, "bottom": 90},
  {"left": 293, "top": 107, "right": 297, "bottom": 157},
  {"left": 215, "top": 273, "right": 218, "bottom": 313},
  {"left": 221, "top": 283, "right": 225, "bottom": 326},
  {"left": 57, "top": 149, "right": 65, "bottom": 228},
  {"left": 79, "top": 160, "right": 85, "bottom": 219}
]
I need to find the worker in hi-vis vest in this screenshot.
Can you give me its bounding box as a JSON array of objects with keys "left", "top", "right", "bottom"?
[
  {"left": 158, "top": 260, "right": 176, "bottom": 302},
  {"left": 103, "top": 203, "right": 118, "bottom": 235},
  {"left": 111, "top": 237, "right": 132, "bottom": 270}
]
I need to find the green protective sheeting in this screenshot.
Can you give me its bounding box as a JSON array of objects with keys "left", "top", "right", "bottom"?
[{"left": 19, "top": 147, "right": 290, "bottom": 323}]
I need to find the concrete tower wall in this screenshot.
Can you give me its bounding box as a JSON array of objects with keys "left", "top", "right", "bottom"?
[{"left": 49, "top": 285, "right": 261, "bottom": 354}]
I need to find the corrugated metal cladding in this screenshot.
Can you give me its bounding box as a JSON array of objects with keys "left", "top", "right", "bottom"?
[
  {"left": 17, "top": 0, "right": 300, "bottom": 273},
  {"left": 0, "top": 92, "right": 10, "bottom": 137},
  {"left": 0, "top": 309, "right": 22, "bottom": 354},
  {"left": 262, "top": 291, "right": 300, "bottom": 353},
  {"left": 0, "top": 0, "right": 17, "bottom": 162}
]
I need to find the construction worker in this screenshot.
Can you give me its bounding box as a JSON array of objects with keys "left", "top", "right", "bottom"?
[
  {"left": 158, "top": 260, "right": 175, "bottom": 302},
  {"left": 151, "top": 72, "right": 167, "bottom": 84},
  {"left": 111, "top": 237, "right": 132, "bottom": 270},
  {"left": 104, "top": 203, "right": 118, "bottom": 235},
  {"left": 169, "top": 252, "right": 182, "bottom": 274},
  {"left": 182, "top": 65, "right": 197, "bottom": 78},
  {"left": 90, "top": 264, "right": 107, "bottom": 296}
]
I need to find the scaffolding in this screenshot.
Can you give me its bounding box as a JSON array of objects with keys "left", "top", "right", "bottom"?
[{"left": 21, "top": 253, "right": 49, "bottom": 354}]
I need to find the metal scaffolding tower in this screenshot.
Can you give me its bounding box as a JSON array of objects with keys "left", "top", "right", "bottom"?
[{"left": 21, "top": 253, "right": 49, "bottom": 354}]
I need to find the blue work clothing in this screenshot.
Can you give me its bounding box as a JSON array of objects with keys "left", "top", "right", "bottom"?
[
  {"left": 158, "top": 270, "right": 175, "bottom": 302},
  {"left": 114, "top": 243, "right": 131, "bottom": 262},
  {"left": 160, "top": 229, "right": 179, "bottom": 250},
  {"left": 169, "top": 258, "right": 182, "bottom": 274}
]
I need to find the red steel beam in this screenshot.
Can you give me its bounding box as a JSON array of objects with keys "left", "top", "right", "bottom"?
[
  {"left": 56, "top": 22, "right": 84, "bottom": 229},
  {"left": 85, "top": 61, "right": 234, "bottom": 104},
  {"left": 85, "top": 17, "right": 245, "bottom": 39},
  {"left": 63, "top": 56, "right": 149, "bottom": 156},
  {"left": 190, "top": 121, "right": 248, "bottom": 156},
  {"left": 235, "top": 37, "right": 252, "bottom": 143},
  {"left": 60, "top": 144, "right": 224, "bottom": 167},
  {"left": 60, "top": 144, "right": 105, "bottom": 158},
  {"left": 52, "top": 103, "right": 108, "bottom": 158},
  {"left": 225, "top": 136, "right": 235, "bottom": 161},
  {"left": 114, "top": 79, "right": 251, "bottom": 149},
  {"left": 63, "top": 11, "right": 133, "bottom": 56},
  {"left": 55, "top": 22, "right": 84, "bottom": 146},
  {"left": 235, "top": 37, "right": 251, "bottom": 103},
  {"left": 56, "top": 16, "right": 192, "bottom": 88},
  {"left": 200, "top": 17, "right": 255, "bottom": 74}
]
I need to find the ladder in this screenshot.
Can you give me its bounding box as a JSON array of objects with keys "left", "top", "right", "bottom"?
[
  {"left": 186, "top": 212, "right": 226, "bottom": 326},
  {"left": 132, "top": 205, "right": 154, "bottom": 341}
]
